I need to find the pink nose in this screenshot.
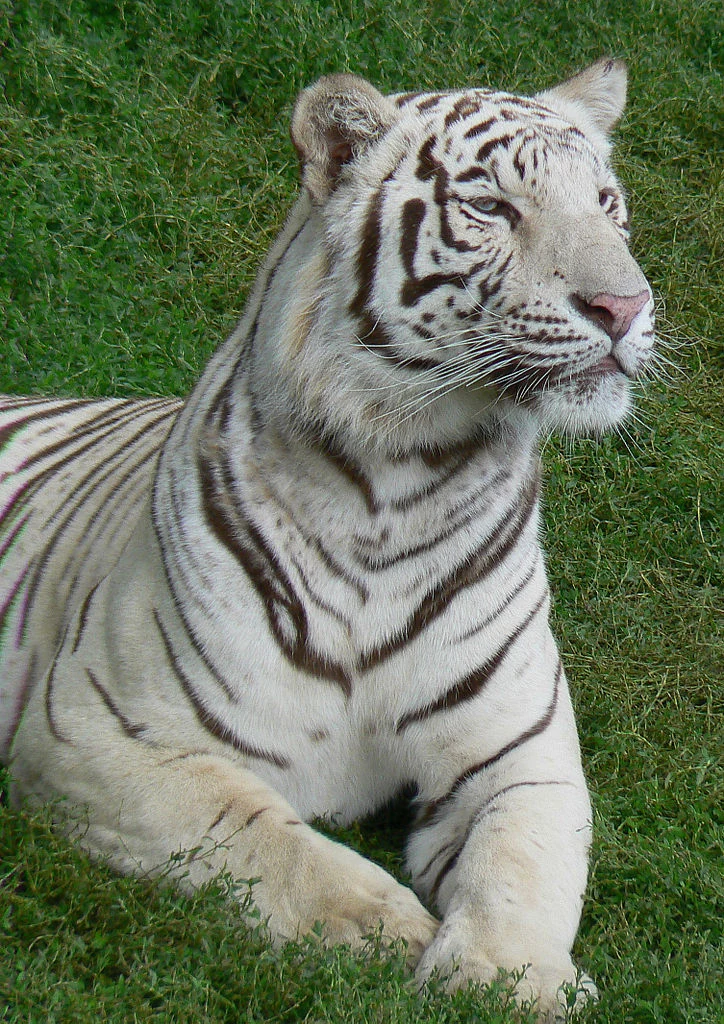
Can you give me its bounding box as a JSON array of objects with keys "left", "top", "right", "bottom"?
[{"left": 582, "top": 290, "right": 650, "bottom": 342}]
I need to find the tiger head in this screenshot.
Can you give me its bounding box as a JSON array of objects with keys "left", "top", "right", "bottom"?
[{"left": 284, "top": 58, "right": 654, "bottom": 452}]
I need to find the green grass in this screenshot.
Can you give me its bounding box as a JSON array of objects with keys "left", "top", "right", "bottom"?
[{"left": 1, "top": 1, "right": 722, "bottom": 1021}]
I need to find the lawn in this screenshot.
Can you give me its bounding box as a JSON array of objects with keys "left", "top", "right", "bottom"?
[{"left": 0, "top": 1, "right": 722, "bottom": 1022}]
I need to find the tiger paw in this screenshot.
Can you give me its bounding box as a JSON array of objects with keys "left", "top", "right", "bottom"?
[
  {"left": 416, "top": 923, "right": 597, "bottom": 1020},
  {"left": 250, "top": 824, "right": 439, "bottom": 964}
]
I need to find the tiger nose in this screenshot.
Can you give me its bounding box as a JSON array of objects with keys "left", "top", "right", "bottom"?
[{"left": 573, "top": 290, "right": 650, "bottom": 341}]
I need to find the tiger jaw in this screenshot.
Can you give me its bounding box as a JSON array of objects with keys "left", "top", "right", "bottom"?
[{"left": 525, "top": 296, "right": 655, "bottom": 434}]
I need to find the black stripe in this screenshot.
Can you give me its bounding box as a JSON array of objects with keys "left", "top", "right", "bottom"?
[
  {"left": 197, "top": 439, "right": 352, "bottom": 694},
  {"left": 454, "top": 165, "right": 494, "bottom": 183},
  {"left": 153, "top": 607, "right": 292, "bottom": 769},
  {"left": 0, "top": 563, "right": 32, "bottom": 647},
  {"left": 44, "top": 404, "right": 175, "bottom": 528},
  {"left": 247, "top": 220, "right": 310, "bottom": 355},
  {"left": 455, "top": 557, "right": 539, "bottom": 642},
  {"left": 244, "top": 806, "right": 270, "bottom": 828},
  {"left": 443, "top": 96, "right": 482, "bottom": 129},
  {"left": 289, "top": 552, "right": 353, "bottom": 627},
  {"left": 44, "top": 641, "right": 71, "bottom": 744},
  {"left": 153, "top": 466, "right": 244, "bottom": 704},
  {"left": 358, "top": 467, "right": 540, "bottom": 671},
  {"left": 455, "top": 658, "right": 562, "bottom": 782},
  {"left": 389, "top": 454, "right": 471, "bottom": 512},
  {"left": 349, "top": 177, "right": 440, "bottom": 372},
  {"left": 0, "top": 512, "right": 30, "bottom": 565},
  {"left": 426, "top": 777, "right": 570, "bottom": 902},
  {"left": 393, "top": 91, "right": 424, "bottom": 108},
  {"left": 0, "top": 400, "right": 93, "bottom": 455},
  {"left": 71, "top": 580, "right": 101, "bottom": 654},
  {"left": 311, "top": 534, "right": 369, "bottom": 604},
  {"left": 17, "top": 409, "right": 175, "bottom": 645},
  {"left": 476, "top": 133, "right": 516, "bottom": 164},
  {"left": 5, "top": 650, "right": 38, "bottom": 755},
  {"left": 318, "top": 438, "right": 378, "bottom": 517},
  {"left": 17, "top": 400, "right": 161, "bottom": 475},
  {"left": 86, "top": 668, "right": 149, "bottom": 740},
  {"left": 419, "top": 660, "right": 563, "bottom": 826},
  {"left": 417, "top": 94, "right": 443, "bottom": 111},
  {"left": 208, "top": 802, "right": 234, "bottom": 831},
  {"left": 470, "top": 779, "right": 570, "bottom": 830},
  {"left": 355, "top": 463, "right": 512, "bottom": 571},
  {"left": 429, "top": 848, "right": 461, "bottom": 903},
  {"left": 463, "top": 117, "right": 497, "bottom": 140},
  {"left": 395, "top": 591, "right": 547, "bottom": 731},
  {"left": 416, "top": 837, "right": 460, "bottom": 882}
]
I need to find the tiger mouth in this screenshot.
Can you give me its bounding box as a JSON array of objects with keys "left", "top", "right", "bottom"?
[
  {"left": 566, "top": 354, "right": 629, "bottom": 382},
  {"left": 582, "top": 354, "right": 623, "bottom": 376}
]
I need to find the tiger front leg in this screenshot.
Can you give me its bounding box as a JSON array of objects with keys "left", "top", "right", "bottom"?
[
  {"left": 406, "top": 714, "right": 596, "bottom": 1019},
  {"left": 10, "top": 698, "right": 437, "bottom": 961}
]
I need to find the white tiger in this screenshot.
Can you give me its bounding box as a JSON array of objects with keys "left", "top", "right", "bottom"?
[{"left": 0, "top": 57, "right": 654, "bottom": 1020}]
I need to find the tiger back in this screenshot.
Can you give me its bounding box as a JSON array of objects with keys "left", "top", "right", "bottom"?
[
  {"left": 1, "top": 58, "right": 655, "bottom": 1022},
  {"left": 0, "top": 396, "right": 180, "bottom": 754}
]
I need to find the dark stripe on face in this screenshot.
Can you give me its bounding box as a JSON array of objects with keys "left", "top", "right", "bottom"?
[
  {"left": 153, "top": 608, "right": 292, "bottom": 768},
  {"left": 399, "top": 198, "right": 485, "bottom": 308},
  {"left": 476, "top": 132, "right": 516, "bottom": 164},
  {"left": 512, "top": 142, "right": 528, "bottom": 181},
  {"left": 350, "top": 189, "right": 384, "bottom": 321},
  {"left": 349, "top": 186, "right": 441, "bottom": 372},
  {"left": 454, "top": 165, "right": 494, "bottom": 183},
  {"left": 443, "top": 96, "right": 482, "bottom": 129},
  {"left": 395, "top": 591, "right": 547, "bottom": 731},
  {"left": 415, "top": 136, "right": 480, "bottom": 259},
  {"left": 462, "top": 117, "right": 497, "bottom": 140},
  {"left": 358, "top": 468, "right": 540, "bottom": 671}
]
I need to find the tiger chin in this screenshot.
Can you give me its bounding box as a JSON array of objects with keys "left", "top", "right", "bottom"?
[{"left": 1, "top": 57, "right": 655, "bottom": 1022}]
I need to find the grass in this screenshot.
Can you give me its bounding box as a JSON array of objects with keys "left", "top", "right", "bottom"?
[{"left": 0, "top": 1, "right": 722, "bottom": 1021}]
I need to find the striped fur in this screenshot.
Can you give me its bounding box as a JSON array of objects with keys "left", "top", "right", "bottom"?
[{"left": 1, "top": 58, "right": 655, "bottom": 1020}]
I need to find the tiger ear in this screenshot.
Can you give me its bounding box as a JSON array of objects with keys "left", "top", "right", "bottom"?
[
  {"left": 536, "top": 57, "right": 628, "bottom": 149},
  {"left": 291, "top": 74, "right": 398, "bottom": 203}
]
